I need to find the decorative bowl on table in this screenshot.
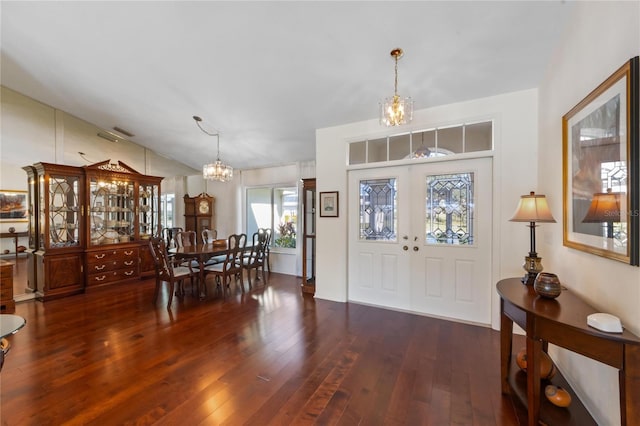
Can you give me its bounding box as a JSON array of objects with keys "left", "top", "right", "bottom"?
[
  {"left": 515, "top": 347, "right": 556, "bottom": 379},
  {"left": 534, "top": 272, "right": 562, "bottom": 299},
  {"left": 545, "top": 385, "right": 571, "bottom": 407}
]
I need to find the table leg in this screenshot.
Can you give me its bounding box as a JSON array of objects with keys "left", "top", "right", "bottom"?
[
  {"left": 526, "top": 334, "right": 542, "bottom": 426},
  {"left": 500, "top": 299, "right": 513, "bottom": 394},
  {"left": 198, "top": 256, "right": 207, "bottom": 299},
  {"left": 622, "top": 344, "right": 640, "bottom": 426}
]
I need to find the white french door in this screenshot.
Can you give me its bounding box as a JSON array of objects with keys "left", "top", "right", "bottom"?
[{"left": 348, "top": 157, "right": 493, "bottom": 324}]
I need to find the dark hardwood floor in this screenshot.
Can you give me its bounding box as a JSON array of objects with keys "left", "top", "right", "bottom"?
[{"left": 1, "top": 270, "right": 519, "bottom": 425}]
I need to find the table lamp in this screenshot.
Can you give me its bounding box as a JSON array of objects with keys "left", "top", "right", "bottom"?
[
  {"left": 510, "top": 191, "right": 556, "bottom": 285},
  {"left": 582, "top": 188, "right": 621, "bottom": 239}
]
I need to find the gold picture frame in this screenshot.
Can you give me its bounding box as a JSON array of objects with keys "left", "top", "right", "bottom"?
[
  {"left": 562, "top": 57, "right": 639, "bottom": 265},
  {"left": 0, "top": 190, "right": 28, "bottom": 222}
]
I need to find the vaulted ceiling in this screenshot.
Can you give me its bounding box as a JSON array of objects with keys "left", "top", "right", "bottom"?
[{"left": 1, "top": 1, "right": 572, "bottom": 172}]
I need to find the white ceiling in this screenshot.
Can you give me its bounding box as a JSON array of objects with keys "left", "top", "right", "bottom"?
[{"left": 1, "top": 1, "right": 572, "bottom": 172}]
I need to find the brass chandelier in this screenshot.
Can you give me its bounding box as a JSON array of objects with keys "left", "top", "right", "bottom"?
[
  {"left": 194, "top": 116, "right": 233, "bottom": 182},
  {"left": 380, "top": 48, "right": 413, "bottom": 127}
]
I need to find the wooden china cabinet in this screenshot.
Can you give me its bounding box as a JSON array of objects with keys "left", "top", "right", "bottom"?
[
  {"left": 31, "top": 162, "right": 85, "bottom": 301},
  {"left": 24, "top": 160, "right": 162, "bottom": 300},
  {"left": 84, "top": 161, "right": 162, "bottom": 288}
]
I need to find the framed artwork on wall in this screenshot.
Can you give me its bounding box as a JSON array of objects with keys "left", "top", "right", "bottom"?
[
  {"left": 562, "top": 56, "right": 639, "bottom": 265},
  {"left": 319, "top": 191, "right": 339, "bottom": 217},
  {"left": 0, "top": 190, "right": 28, "bottom": 222}
]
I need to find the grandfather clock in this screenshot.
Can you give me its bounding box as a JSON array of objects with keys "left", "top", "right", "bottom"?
[{"left": 184, "top": 193, "right": 215, "bottom": 243}]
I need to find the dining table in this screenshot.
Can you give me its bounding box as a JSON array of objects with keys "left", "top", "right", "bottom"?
[{"left": 169, "top": 240, "right": 229, "bottom": 299}]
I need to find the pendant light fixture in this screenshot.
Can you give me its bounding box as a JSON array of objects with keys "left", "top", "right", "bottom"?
[
  {"left": 194, "top": 116, "right": 233, "bottom": 182},
  {"left": 380, "top": 48, "right": 413, "bottom": 127}
]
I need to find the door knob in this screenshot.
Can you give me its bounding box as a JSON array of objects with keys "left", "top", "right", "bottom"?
[
  {"left": 413, "top": 246, "right": 419, "bottom": 251},
  {"left": 403, "top": 246, "right": 408, "bottom": 251}
]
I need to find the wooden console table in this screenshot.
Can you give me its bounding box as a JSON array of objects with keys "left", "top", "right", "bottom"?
[
  {"left": 0, "top": 231, "right": 28, "bottom": 261},
  {"left": 497, "top": 277, "right": 640, "bottom": 426}
]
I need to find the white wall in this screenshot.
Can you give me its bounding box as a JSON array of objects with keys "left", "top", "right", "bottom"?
[
  {"left": 315, "top": 88, "right": 540, "bottom": 331},
  {"left": 538, "top": 2, "right": 640, "bottom": 424},
  {"left": 0, "top": 86, "right": 198, "bottom": 255}
]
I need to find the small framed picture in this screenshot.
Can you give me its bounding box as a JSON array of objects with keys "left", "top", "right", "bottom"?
[{"left": 319, "top": 191, "right": 339, "bottom": 217}]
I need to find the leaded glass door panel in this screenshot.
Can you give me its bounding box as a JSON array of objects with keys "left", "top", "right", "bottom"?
[
  {"left": 348, "top": 166, "right": 411, "bottom": 310},
  {"left": 410, "top": 157, "right": 492, "bottom": 324},
  {"left": 348, "top": 157, "right": 493, "bottom": 325}
]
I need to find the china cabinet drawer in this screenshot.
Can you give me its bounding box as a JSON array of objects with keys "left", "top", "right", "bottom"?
[
  {"left": 87, "top": 268, "right": 138, "bottom": 286},
  {"left": 87, "top": 257, "right": 138, "bottom": 274},
  {"left": 87, "top": 248, "right": 139, "bottom": 265}
]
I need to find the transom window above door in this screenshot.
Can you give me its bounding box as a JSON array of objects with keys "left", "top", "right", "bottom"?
[{"left": 348, "top": 120, "right": 493, "bottom": 165}]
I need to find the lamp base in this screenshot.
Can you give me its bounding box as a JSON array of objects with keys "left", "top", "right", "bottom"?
[
  {"left": 521, "top": 271, "right": 538, "bottom": 286},
  {"left": 521, "top": 254, "right": 543, "bottom": 286}
]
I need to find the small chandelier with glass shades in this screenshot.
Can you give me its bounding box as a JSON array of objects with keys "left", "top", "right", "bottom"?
[
  {"left": 380, "top": 48, "right": 414, "bottom": 127},
  {"left": 194, "top": 115, "right": 233, "bottom": 182}
]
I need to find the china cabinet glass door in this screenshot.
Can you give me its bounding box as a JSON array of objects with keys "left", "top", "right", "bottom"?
[
  {"left": 46, "top": 173, "right": 82, "bottom": 249},
  {"left": 138, "top": 183, "right": 159, "bottom": 240},
  {"left": 89, "top": 178, "right": 134, "bottom": 246}
]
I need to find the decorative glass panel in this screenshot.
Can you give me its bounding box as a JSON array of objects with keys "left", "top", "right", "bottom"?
[
  {"left": 89, "top": 178, "right": 134, "bottom": 246},
  {"left": 49, "top": 175, "right": 81, "bottom": 248},
  {"left": 425, "top": 173, "right": 474, "bottom": 245},
  {"left": 359, "top": 178, "right": 397, "bottom": 241},
  {"left": 139, "top": 183, "right": 159, "bottom": 240}
]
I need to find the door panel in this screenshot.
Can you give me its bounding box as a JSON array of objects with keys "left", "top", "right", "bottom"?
[
  {"left": 348, "top": 166, "right": 410, "bottom": 310},
  {"left": 410, "top": 157, "right": 492, "bottom": 324},
  {"left": 348, "top": 157, "right": 492, "bottom": 324}
]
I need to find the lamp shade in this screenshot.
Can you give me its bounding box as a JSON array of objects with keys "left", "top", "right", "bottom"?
[
  {"left": 510, "top": 191, "right": 556, "bottom": 223},
  {"left": 582, "top": 189, "right": 621, "bottom": 222}
]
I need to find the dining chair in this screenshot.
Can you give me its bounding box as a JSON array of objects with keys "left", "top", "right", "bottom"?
[
  {"left": 203, "top": 229, "right": 226, "bottom": 267},
  {"left": 174, "top": 230, "right": 196, "bottom": 248},
  {"left": 148, "top": 237, "right": 198, "bottom": 309},
  {"left": 258, "top": 228, "right": 272, "bottom": 274},
  {"left": 240, "top": 231, "right": 268, "bottom": 288},
  {"left": 203, "top": 233, "right": 247, "bottom": 299},
  {"left": 201, "top": 228, "right": 217, "bottom": 244}
]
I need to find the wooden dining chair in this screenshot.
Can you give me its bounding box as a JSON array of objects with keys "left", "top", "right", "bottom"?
[
  {"left": 201, "top": 228, "right": 217, "bottom": 244},
  {"left": 240, "top": 231, "right": 268, "bottom": 288},
  {"left": 258, "top": 227, "right": 272, "bottom": 274},
  {"left": 148, "top": 237, "right": 198, "bottom": 309},
  {"left": 174, "top": 230, "right": 196, "bottom": 248},
  {"left": 203, "top": 233, "right": 247, "bottom": 299}
]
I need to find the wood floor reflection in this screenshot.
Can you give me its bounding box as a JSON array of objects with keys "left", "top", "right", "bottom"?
[{"left": 1, "top": 272, "right": 518, "bottom": 425}]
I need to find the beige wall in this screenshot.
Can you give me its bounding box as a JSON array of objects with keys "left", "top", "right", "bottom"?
[
  {"left": 0, "top": 86, "right": 198, "bottom": 254},
  {"left": 538, "top": 2, "right": 640, "bottom": 424}
]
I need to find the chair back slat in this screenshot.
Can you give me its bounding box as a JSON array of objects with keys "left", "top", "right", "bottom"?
[
  {"left": 175, "top": 231, "right": 197, "bottom": 248},
  {"left": 223, "top": 233, "right": 246, "bottom": 274},
  {"left": 149, "top": 237, "right": 176, "bottom": 280},
  {"left": 202, "top": 229, "right": 218, "bottom": 244}
]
